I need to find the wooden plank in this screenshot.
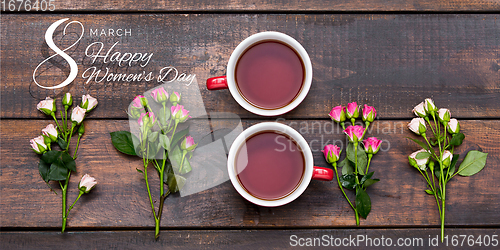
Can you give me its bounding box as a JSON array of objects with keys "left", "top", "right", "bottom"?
[
  {"left": 3, "top": 0, "right": 500, "bottom": 12},
  {"left": 1, "top": 119, "right": 499, "bottom": 228},
  {"left": 1, "top": 14, "right": 500, "bottom": 119},
  {"left": 1, "top": 229, "right": 499, "bottom": 249}
]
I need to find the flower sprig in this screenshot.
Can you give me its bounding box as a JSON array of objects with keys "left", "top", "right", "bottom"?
[
  {"left": 110, "top": 88, "right": 197, "bottom": 239},
  {"left": 31, "top": 93, "right": 98, "bottom": 233},
  {"left": 324, "top": 102, "right": 382, "bottom": 225},
  {"left": 407, "top": 98, "right": 488, "bottom": 242}
]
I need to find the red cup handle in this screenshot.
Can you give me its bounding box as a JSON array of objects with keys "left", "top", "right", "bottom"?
[
  {"left": 312, "top": 166, "right": 334, "bottom": 181},
  {"left": 207, "top": 76, "right": 228, "bottom": 90}
]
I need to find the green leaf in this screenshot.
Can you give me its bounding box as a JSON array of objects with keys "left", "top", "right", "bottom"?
[
  {"left": 48, "top": 162, "right": 69, "bottom": 181},
  {"left": 159, "top": 134, "right": 171, "bottom": 151},
  {"left": 360, "top": 171, "right": 374, "bottom": 185},
  {"left": 339, "top": 174, "right": 356, "bottom": 190},
  {"left": 110, "top": 131, "right": 138, "bottom": 156},
  {"left": 346, "top": 143, "right": 367, "bottom": 175},
  {"left": 355, "top": 187, "right": 371, "bottom": 218},
  {"left": 136, "top": 168, "right": 143, "bottom": 173},
  {"left": 450, "top": 133, "right": 465, "bottom": 146},
  {"left": 57, "top": 137, "right": 67, "bottom": 149},
  {"left": 171, "top": 127, "right": 189, "bottom": 147},
  {"left": 41, "top": 150, "right": 62, "bottom": 164},
  {"left": 448, "top": 154, "right": 460, "bottom": 177},
  {"left": 407, "top": 137, "right": 430, "bottom": 150},
  {"left": 158, "top": 106, "right": 171, "bottom": 127},
  {"left": 416, "top": 151, "right": 431, "bottom": 160},
  {"left": 61, "top": 152, "right": 76, "bottom": 171},
  {"left": 148, "top": 131, "right": 159, "bottom": 143},
  {"left": 363, "top": 179, "right": 379, "bottom": 188},
  {"left": 179, "top": 158, "right": 192, "bottom": 174},
  {"left": 38, "top": 160, "right": 51, "bottom": 182},
  {"left": 457, "top": 150, "right": 488, "bottom": 176},
  {"left": 165, "top": 164, "right": 186, "bottom": 193},
  {"left": 339, "top": 158, "right": 353, "bottom": 175},
  {"left": 425, "top": 189, "right": 434, "bottom": 195},
  {"left": 168, "top": 146, "right": 192, "bottom": 174}
]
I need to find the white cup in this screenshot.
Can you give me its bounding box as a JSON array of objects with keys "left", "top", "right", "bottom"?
[
  {"left": 227, "top": 122, "right": 333, "bottom": 207},
  {"left": 207, "top": 32, "right": 313, "bottom": 116}
]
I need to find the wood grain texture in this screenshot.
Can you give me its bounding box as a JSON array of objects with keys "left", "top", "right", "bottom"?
[
  {"left": 5, "top": 0, "right": 500, "bottom": 12},
  {"left": 1, "top": 229, "right": 499, "bottom": 249},
  {"left": 2, "top": 14, "right": 500, "bottom": 119},
  {"left": 1, "top": 119, "right": 499, "bottom": 228}
]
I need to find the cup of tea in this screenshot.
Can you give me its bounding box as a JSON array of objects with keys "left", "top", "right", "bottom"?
[
  {"left": 227, "top": 122, "right": 333, "bottom": 207},
  {"left": 207, "top": 32, "right": 313, "bottom": 116}
]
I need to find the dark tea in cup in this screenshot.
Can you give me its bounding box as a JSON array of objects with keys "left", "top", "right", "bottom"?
[
  {"left": 234, "top": 131, "right": 305, "bottom": 200},
  {"left": 235, "top": 41, "right": 305, "bottom": 110}
]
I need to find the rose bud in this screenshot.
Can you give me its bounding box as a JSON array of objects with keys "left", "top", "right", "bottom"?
[
  {"left": 132, "top": 95, "right": 146, "bottom": 108},
  {"left": 438, "top": 108, "right": 451, "bottom": 124},
  {"left": 412, "top": 101, "right": 427, "bottom": 117},
  {"left": 41, "top": 124, "right": 58, "bottom": 142},
  {"left": 170, "top": 91, "right": 181, "bottom": 105},
  {"left": 78, "top": 123, "right": 85, "bottom": 136},
  {"left": 30, "top": 135, "right": 47, "bottom": 154},
  {"left": 322, "top": 144, "right": 341, "bottom": 164},
  {"left": 62, "top": 93, "right": 73, "bottom": 108},
  {"left": 71, "top": 106, "right": 86, "bottom": 125},
  {"left": 171, "top": 104, "right": 191, "bottom": 123},
  {"left": 151, "top": 87, "right": 169, "bottom": 104},
  {"left": 344, "top": 125, "right": 365, "bottom": 143},
  {"left": 424, "top": 98, "right": 437, "bottom": 113},
  {"left": 408, "top": 149, "right": 430, "bottom": 170},
  {"left": 37, "top": 97, "right": 56, "bottom": 116},
  {"left": 181, "top": 136, "right": 198, "bottom": 152},
  {"left": 328, "top": 106, "right": 346, "bottom": 123},
  {"left": 441, "top": 150, "right": 453, "bottom": 167},
  {"left": 78, "top": 174, "right": 97, "bottom": 193},
  {"left": 362, "top": 105, "right": 377, "bottom": 123},
  {"left": 138, "top": 112, "right": 156, "bottom": 129},
  {"left": 363, "top": 137, "right": 382, "bottom": 155},
  {"left": 80, "top": 94, "right": 98, "bottom": 112},
  {"left": 447, "top": 118, "right": 460, "bottom": 134},
  {"left": 408, "top": 118, "right": 426, "bottom": 135},
  {"left": 346, "top": 102, "right": 360, "bottom": 119}
]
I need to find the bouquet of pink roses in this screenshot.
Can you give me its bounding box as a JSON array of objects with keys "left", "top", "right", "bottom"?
[
  {"left": 323, "top": 102, "right": 383, "bottom": 225},
  {"left": 110, "top": 88, "right": 197, "bottom": 239},
  {"left": 407, "top": 98, "right": 488, "bottom": 241},
  {"left": 30, "top": 93, "right": 98, "bottom": 232}
]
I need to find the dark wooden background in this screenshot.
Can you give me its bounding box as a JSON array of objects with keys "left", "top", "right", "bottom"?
[{"left": 1, "top": 1, "right": 499, "bottom": 249}]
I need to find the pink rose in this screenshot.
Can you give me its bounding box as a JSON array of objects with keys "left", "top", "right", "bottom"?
[
  {"left": 151, "top": 87, "right": 169, "bottom": 104},
  {"left": 170, "top": 91, "right": 181, "bottom": 105},
  {"left": 346, "top": 102, "right": 360, "bottom": 119},
  {"left": 363, "top": 137, "right": 382, "bottom": 155},
  {"left": 328, "top": 106, "right": 346, "bottom": 123},
  {"left": 30, "top": 135, "right": 47, "bottom": 154},
  {"left": 442, "top": 150, "right": 453, "bottom": 167},
  {"left": 132, "top": 95, "right": 146, "bottom": 108},
  {"left": 42, "top": 124, "right": 58, "bottom": 142},
  {"left": 447, "top": 118, "right": 460, "bottom": 134},
  {"left": 438, "top": 108, "right": 451, "bottom": 123},
  {"left": 181, "top": 136, "right": 197, "bottom": 152},
  {"left": 37, "top": 97, "right": 56, "bottom": 116},
  {"left": 71, "top": 106, "right": 86, "bottom": 124},
  {"left": 409, "top": 149, "right": 430, "bottom": 170},
  {"left": 412, "top": 101, "right": 426, "bottom": 117},
  {"left": 138, "top": 112, "right": 156, "bottom": 128},
  {"left": 408, "top": 118, "right": 426, "bottom": 135},
  {"left": 78, "top": 174, "right": 97, "bottom": 193},
  {"left": 362, "top": 105, "right": 376, "bottom": 123},
  {"left": 171, "top": 104, "right": 191, "bottom": 123},
  {"left": 81, "top": 94, "right": 98, "bottom": 112},
  {"left": 322, "top": 144, "right": 341, "bottom": 164},
  {"left": 344, "top": 125, "right": 365, "bottom": 143}
]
